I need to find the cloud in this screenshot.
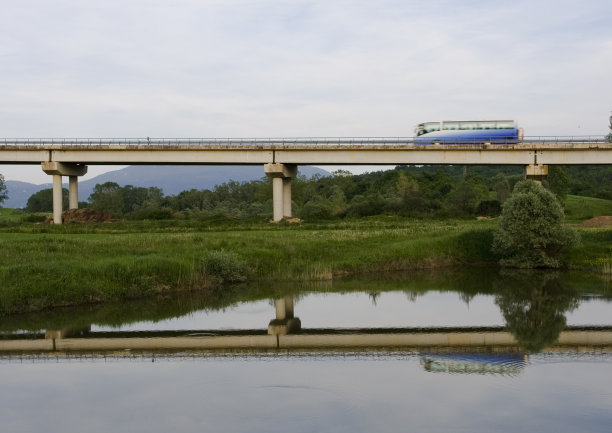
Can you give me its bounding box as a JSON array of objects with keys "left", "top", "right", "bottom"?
[{"left": 1, "top": 0, "right": 611, "bottom": 181}]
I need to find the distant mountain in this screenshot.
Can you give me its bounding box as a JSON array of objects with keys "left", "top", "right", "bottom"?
[
  {"left": 3, "top": 180, "right": 53, "bottom": 209},
  {"left": 3, "top": 165, "right": 330, "bottom": 209}
]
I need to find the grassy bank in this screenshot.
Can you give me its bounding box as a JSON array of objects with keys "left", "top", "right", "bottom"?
[
  {"left": 564, "top": 195, "right": 612, "bottom": 222},
  {"left": 2, "top": 267, "right": 611, "bottom": 333},
  {"left": 0, "top": 217, "right": 497, "bottom": 315},
  {"left": 0, "top": 216, "right": 610, "bottom": 316},
  {"left": 567, "top": 227, "right": 612, "bottom": 274}
]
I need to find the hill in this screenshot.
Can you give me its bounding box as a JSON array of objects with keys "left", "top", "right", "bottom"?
[{"left": 3, "top": 165, "right": 330, "bottom": 209}]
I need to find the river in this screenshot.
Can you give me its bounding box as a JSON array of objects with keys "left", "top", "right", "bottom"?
[{"left": 1, "top": 268, "right": 611, "bottom": 432}]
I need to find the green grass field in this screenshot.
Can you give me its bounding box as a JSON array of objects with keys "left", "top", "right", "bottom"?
[
  {"left": 0, "top": 208, "right": 27, "bottom": 223},
  {"left": 564, "top": 195, "right": 612, "bottom": 222},
  {"left": 0, "top": 217, "right": 499, "bottom": 315},
  {"left": 1, "top": 197, "right": 611, "bottom": 316}
]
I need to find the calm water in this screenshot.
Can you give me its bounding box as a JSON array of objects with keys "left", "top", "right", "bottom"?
[{"left": 1, "top": 269, "right": 611, "bottom": 432}]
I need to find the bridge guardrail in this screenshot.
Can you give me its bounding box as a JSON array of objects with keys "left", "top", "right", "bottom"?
[{"left": 0, "top": 136, "right": 609, "bottom": 146}]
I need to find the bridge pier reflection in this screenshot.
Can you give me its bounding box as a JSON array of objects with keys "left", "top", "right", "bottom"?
[
  {"left": 268, "top": 296, "right": 301, "bottom": 335},
  {"left": 45, "top": 326, "right": 91, "bottom": 340}
]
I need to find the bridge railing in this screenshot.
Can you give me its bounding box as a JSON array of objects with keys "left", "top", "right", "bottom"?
[
  {"left": 0, "top": 137, "right": 415, "bottom": 145},
  {"left": 0, "top": 136, "right": 610, "bottom": 146},
  {"left": 521, "top": 136, "right": 609, "bottom": 144}
]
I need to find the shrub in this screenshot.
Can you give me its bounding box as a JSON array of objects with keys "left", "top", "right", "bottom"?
[
  {"left": 345, "top": 194, "right": 385, "bottom": 218},
  {"left": 126, "top": 207, "right": 175, "bottom": 220},
  {"left": 476, "top": 199, "right": 502, "bottom": 216},
  {"left": 492, "top": 180, "right": 580, "bottom": 268},
  {"left": 20, "top": 213, "right": 48, "bottom": 223},
  {"left": 452, "top": 228, "right": 496, "bottom": 262},
  {"left": 299, "top": 198, "right": 334, "bottom": 220},
  {"left": 201, "top": 250, "right": 247, "bottom": 283}
]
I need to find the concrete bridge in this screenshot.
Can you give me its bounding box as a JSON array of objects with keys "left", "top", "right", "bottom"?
[{"left": 2, "top": 137, "right": 611, "bottom": 223}]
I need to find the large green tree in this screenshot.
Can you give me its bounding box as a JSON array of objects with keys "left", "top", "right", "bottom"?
[
  {"left": 25, "top": 188, "right": 68, "bottom": 212},
  {"left": 89, "top": 182, "right": 166, "bottom": 215},
  {"left": 545, "top": 165, "right": 569, "bottom": 201},
  {"left": 491, "top": 173, "right": 511, "bottom": 203},
  {"left": 89, "top": 182, "right": 124, "bottom": 215},
  {"left": 492, "top": 180, "right": 579, "bottom": 268}
]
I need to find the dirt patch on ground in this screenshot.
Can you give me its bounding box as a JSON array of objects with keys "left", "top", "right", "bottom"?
[
  {"left": 58, "top": 208, "right": 117, "bottom": 223},
  {"left": 577, "top": 216, "right": 612, "bottom": 227}
]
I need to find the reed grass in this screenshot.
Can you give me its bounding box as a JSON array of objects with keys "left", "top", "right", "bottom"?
[{"left": 567, "top": 227, "right": 612, "bottom": 274}]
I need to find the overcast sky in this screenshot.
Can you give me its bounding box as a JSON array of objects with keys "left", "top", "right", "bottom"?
[{"left": 1, "top": 0, "right": 611, "bottom": 183}]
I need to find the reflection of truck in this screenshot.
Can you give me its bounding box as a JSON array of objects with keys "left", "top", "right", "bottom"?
[
  {"left": 414, "top": 120, "right": 523, "bottom": 145},
  {"left": 420, "top": 352, "right": 528, "bottom": 376}
]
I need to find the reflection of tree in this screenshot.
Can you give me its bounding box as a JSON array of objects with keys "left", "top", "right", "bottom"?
[
  {"left": 369, "top": 292, "right": 381, "bottom": 305},
  {"left": 404, "top": 291, "right": 423, "bottom": 302},
  {"left": 459, "top": 292, "right": 475, "bottom": 305},
  {"left": 494, "top": 270, "right": 580, "bottom": 353}
]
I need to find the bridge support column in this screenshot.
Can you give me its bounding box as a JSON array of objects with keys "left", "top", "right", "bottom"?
[
  {"left": 283, "top": 177, "right": 292, "bottom": 218},
  {"left": 525, "top": 164, "right": 548, "bottom": 184},
  {"left": 268, "top": 296, "right": 301, "bottom": 335},
  {"left": 52, "top": 175, "right": 63, "bottom": 224},
  {"left": 264, "top": 163, "right": 297, "bottom": 222},
  {"left": 42, "top": 162, "right": 88, "bottom": 224},
  {"left": 68, "top": 176, "right": 79, "bottom": 210}
]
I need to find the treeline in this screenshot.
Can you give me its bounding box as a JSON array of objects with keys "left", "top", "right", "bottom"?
[{"left": 23, "top": 165, "right": 612, "bottom": 220}]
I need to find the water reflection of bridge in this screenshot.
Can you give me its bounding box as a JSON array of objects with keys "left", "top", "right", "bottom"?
[
  {"left": 2, "top": 297, "right": 612, "bottom": 360},
  {"left": 2, "top": 326, "right": 611, "bottom": 355}
]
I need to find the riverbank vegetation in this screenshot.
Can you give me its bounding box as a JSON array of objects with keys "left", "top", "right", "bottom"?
[
  {"left": 0, "top": 218, "right": 497, "bottom": 315},
  {"left": 0, "top": 214, "right": 611, "bottom": 317},
  {"left": 1, "top": 165, "right": 612, "bottom": 316},
  {"left": 2, "top": 267, "right": 610, "bottom": 338}
]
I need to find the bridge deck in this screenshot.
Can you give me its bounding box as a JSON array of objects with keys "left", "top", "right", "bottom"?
[{"left": 2, "top": 140, "right": 612, "bottom": 165}]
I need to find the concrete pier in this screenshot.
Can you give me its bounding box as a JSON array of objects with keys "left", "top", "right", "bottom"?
[
  {"left": 52, "top": 174, "right": 63, "bottom": 224},
  {"left": 42, "top": 162, "right": 88, "bottom": 224},
  {"left": 525, "top": 164, "right": 548, "bottom": 183},
  {"left": 283, "top": 177, "right": 292, "bottom": 218},
  {"left": 264, "top": 163, "right": 297, "bottom": 221},
  {"left": 69, "top": 176, "right": 79, "bottom": 209}
]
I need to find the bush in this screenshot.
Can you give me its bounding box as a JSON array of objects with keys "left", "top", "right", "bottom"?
[
  {"left": 126, "top": 207, "right": 175, "bottom": 220},
  {"left": 476, "top": 199, "right": 502, "bottom": 216},
  {"left": 492, "top": 181, "right": 580, "bottom": 268},
  {"left": 345, "top": 194, "right": 385, "bottom": 218},
  {"left": 299, "top": 198, "right": 334, "bottom": 220},
  {"left": 201, "top": 250, "right": 247, "bottom": 283},
  {"left": 452, "top": 229, "right": 496, "bottom": 262},
  {"left": 21, "top": 213, "right": 48, "bottom": 223}
]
